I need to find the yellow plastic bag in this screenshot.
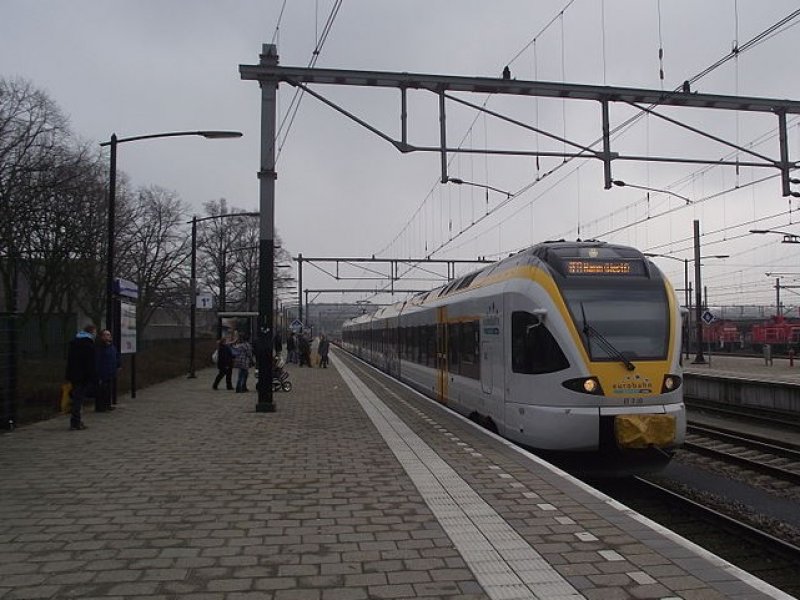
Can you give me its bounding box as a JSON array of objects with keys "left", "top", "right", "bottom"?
[
  {"left": 615, "top": 414, "right": 675, "bottom": 449},
  {"left": 60, "top": 383, "right": 72, "bottom": 414}
]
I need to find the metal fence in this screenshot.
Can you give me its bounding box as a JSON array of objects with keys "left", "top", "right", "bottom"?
[{"left": 0, "top": 313, "right": 19, "bottom": 430}]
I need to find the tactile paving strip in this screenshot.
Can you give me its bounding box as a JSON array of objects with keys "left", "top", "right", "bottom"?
[{"left": 334, "top": 355, "right": 583, "bottom": 600}]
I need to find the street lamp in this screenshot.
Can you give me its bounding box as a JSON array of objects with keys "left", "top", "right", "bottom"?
[
  {"left": 612, "top": 179, "right": 692, "bottom": 205},
  {"left": 749, "top": 228, "right": 800, "bottom": 244},
  {"left": 645, "top": 251, "right": 729, "bottom": 359},
  {"left": 446, "top": 177, "right": 513, "bottom": 199},
  {"left": 100, "top": 130, "right": 241, "bottom": 401},
  {"left": 187, "top": 212, "right": 259, "bottom": 379}
]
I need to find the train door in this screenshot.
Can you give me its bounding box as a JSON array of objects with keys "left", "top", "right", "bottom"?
[
  {"left": 480, "top": 341, "right": 493, "bottom": 394},
  {"left": 481, "top": 300, "right": 502, "bottom": 395},
  {"left": 436, "top": 307, "right": 448, "bottom": 403}
]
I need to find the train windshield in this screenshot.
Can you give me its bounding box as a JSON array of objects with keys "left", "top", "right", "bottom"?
[{"left": 560, "top": 284, "right": 669, "bottom": 360}]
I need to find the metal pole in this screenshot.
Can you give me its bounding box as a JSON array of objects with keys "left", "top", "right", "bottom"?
[
  {"left": 688, "top": 281, "right": 693, "bottom": 358},
  {"left": 692, "top": 219, "right": 705, "bottom": 364},
  {"left": 3, "top": 250, "right": 19, "bottom": 430},
  {"left": 106, "top": 134, "right": 117, "bottom": 334},
  {"left": 776, "top": 278, "right": 781, "bottom": 317},
  {"left": 188, "top": 216, "right": 197, "bottom": 378},
  {"left": 684, "top": 259, "right": 690, "bottom": 359},
  {"left": 106, "top": 134, "right": 119, "bottom": 404},
  {"left": 256, "top": 43, "right": 278, "bottom": 413},
  {"left": 217, "top": 247, "right": 226, "bottom": 340},
  {"left": 298, "top": 253, "right": 303, "bottom": 325},
  {"left": 220, "top": 248, "right": 226, "bottom": 323}
]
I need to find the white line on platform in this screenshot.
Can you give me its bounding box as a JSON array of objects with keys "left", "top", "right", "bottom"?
[{"left": 333, "top": 354, "right": 583, "bottom": 600}]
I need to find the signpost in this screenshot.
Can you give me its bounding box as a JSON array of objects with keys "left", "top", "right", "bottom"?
[
  {"left": 701, "top": 310, "right": 716, "bottom": 325},
  {"left": 113, "top": 278, "right": 139, "bottom": 400},
  {"left": 196, "top": 293, "right": 213, "bottom": 310}
]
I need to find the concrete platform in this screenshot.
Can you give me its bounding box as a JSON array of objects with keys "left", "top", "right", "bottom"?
[
  {"left": 0, "top": 350, "right": 792, "bottom": 600},
  {"left": 684, "top": 354, "right": 800, "bottom": 386}
]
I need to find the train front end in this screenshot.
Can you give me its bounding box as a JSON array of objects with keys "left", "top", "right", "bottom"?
[{"left": 507, "top": 242, "right": 686, "bottom": 476}]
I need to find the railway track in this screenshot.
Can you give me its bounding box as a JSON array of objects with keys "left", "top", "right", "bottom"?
[
  {"left": 684, "top": 423, "right": 800, "bottom": 485},
  {"left": 685, "top": 397, "right": 800, "bottom": 430},
  {"left": 594, "top": 476, "right": 800, "bottom": 597}
]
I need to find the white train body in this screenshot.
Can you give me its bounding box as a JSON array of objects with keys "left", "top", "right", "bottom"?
[{"left": 342, "top": 241, "right": 686, "bottom": 475}]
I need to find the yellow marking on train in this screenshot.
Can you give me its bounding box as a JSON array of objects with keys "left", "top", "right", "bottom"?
[{"left": 418, "top": 263, "right": 678, "bottom": 393}]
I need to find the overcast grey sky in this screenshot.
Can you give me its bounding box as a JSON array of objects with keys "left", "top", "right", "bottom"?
[{"left": 3, "top": 1, "right": 800, "bottom": 310}]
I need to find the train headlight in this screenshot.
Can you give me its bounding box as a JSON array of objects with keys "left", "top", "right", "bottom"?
[
  {"left": 562, "top": 376, "right": 604, "bottom": 395},
  {"left": 661, "top": 374, "right": 682, "bottom": 393}
]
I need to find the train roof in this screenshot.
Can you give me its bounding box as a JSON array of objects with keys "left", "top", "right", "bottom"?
[
  {"left": 343, "top": 240, "right": 648, "bottom": 327},
  {"left": 419, "top": 239, "right": 644, "bottom": 301}
]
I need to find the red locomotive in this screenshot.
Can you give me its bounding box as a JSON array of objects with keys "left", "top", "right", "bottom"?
[
  {"left": 748, "top": 315, "right": 800, "bottom": 352},
  {"left": 694, "top": 314, "right": 800, "bottom": 354}
]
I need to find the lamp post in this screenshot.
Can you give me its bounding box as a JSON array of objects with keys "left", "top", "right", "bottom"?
[
  {"left": 101, "top": 130, "right": 241, "bottom": 396},
  {"left": 446, "top": 177, "right": 513, "bottom": 198},
  {"left": 612, "top": 179, "right": 692, "bottom": 205},
  {"left": 187, "top": 212, "right": 259, "bottom": 379},
  {"left": 749, "top": 228, "right": 800, "bottom": 244},
  {"left": 751, "top": 229, "right": 800, "bottom": 319},
  {"left": 645, "top": 251, "right": 729, "bottom": 359}
]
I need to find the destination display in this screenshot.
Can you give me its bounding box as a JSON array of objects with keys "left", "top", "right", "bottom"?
[{"left": 565, "top": 258, "right": 646, "bottom": 276}]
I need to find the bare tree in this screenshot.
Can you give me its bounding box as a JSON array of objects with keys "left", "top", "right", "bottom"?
[
  {"left": 0, "top": 78, "right": 109, "bottom": 337},
  {"left": 35, "top": 146, "right": 109, "bottom": 324},
  {"left": 196, "top": 198, "right": 257, "bottom": 313},
  {"left": 196, "top": 199, "right": 295, "bottom": 314},
  {"left": 116, "top": 185, "right": 190, "bottom": 335}
]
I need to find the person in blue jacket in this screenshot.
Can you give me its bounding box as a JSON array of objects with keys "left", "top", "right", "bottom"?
[{"left": 95, "top": 329, "right": 121, "bottom": 412}]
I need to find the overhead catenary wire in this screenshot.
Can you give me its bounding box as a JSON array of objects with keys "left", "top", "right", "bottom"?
[
  {"left": 270, "top": 0, "right": 289, "bottom": 45},
  {"left": 417, "top": 7, "right": 800, "bottom": 263},
  {"left": 362, "top": 5, "right": 800, "bottom": 302},
  {"left": 374, "top": 0, "right": 578, "bottom": 260},
  {"left": 275, "top": 0, "right": 344, "bottom": 164}
]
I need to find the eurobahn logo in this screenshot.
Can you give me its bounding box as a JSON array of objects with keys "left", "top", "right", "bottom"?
[{"left": 612, "top": 373, "right": 653, "bottom": 395}]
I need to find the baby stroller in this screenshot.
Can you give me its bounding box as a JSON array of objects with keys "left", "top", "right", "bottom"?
[{"left": 272, "top": 356, "right": 292, "bottom": 392}]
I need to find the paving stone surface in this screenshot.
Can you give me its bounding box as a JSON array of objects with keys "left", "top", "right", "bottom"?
[{"left": 0, "top": 350, "right": 785, "bottom": 599}]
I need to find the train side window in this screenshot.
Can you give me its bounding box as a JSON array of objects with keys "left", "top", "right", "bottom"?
[
  {"left": 460, "top": 321, "right": 480, "bottom": 379},
  {"left": 448, "top": 323, "right": 460, "bottom": 374},
  {"left": 512, "top": 311, "right": 569, "bottom": 374},
  {"left": 427, "top": 324, "right": 436, "bottom": 367},
  {"left": 420, "top": 325, "right": 429, "bottom": 366}
]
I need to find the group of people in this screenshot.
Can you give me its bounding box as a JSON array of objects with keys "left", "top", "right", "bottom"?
[
  {"left": 65, "top": 324, "right": 333, "bottom": 429},
  {"left": 64, "top": 324, "right": 121, "bottom": 431},
  {"left": 212, "top": 333, "right": 255, "bottom": 393},
  {"left": 284, "top": 332, "right": 329, "bottom": 367},
  {"left": 212, "top": 331, "right": 331, "bottom": 393}
]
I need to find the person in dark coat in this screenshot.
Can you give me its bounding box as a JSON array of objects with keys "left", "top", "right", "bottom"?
[
  {"left": 274, "top": 332, "right": 283, "bottom": 359},
  {"left": 298, "top": 334, "right": 311, "bottom": 367},
  {"left": 65, "top": 324, "right": 97, "bottom": 430},
  {"left": 213, "top": 337, "right": 234, "bottom": 390},
  {"left": 318, "top": 335, "right": 330, "bottom": 368},
  {"left": 286, "top": 333, "right": 297, "bottom": 364},
  {"left": 95, "top": 329, "right": 121, "bottom": 412}
]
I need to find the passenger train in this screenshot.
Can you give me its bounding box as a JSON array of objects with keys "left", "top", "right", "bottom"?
[{"left": 341, "top": 240, "right": 686, "bottom": 476}]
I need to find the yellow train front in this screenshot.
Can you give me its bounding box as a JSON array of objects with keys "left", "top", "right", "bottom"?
[{"left": 342, "top": 240, "right": 686, "bottom": 477}]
